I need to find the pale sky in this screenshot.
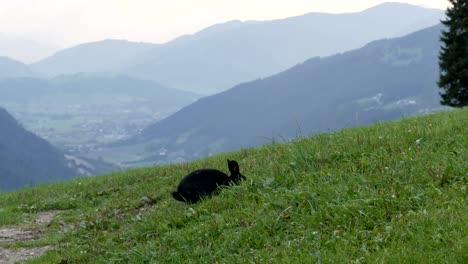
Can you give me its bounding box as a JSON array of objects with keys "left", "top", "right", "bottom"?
[{"left": 0, "top": 0, "right": 449, "bottom": 48}]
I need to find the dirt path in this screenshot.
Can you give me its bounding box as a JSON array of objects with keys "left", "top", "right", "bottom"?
[{"left": 0, "top": 211, "right": 59, "bottom": 264}]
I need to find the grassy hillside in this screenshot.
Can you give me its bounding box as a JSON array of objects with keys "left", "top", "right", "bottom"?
[{"left": 0, "top": 109, "right": 466, "bottom": 263}]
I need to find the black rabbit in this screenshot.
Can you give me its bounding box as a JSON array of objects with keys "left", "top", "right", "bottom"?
[{"left": 172, "top": 159, "right": 246, "bottom": 203}]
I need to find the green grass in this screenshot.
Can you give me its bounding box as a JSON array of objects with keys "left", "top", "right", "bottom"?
[{"left": 1, "top": 109, "right": 467, "bottom": 263}]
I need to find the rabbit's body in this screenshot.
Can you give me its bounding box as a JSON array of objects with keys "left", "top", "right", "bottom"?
[
  {"left": 172, "top": 160, "right": 246, "bottom": 203},
  {"left": 171, "top": 169, "right": 230, "bottom": 203}
]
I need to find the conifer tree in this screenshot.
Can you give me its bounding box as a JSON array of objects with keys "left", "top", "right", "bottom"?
[{"left": 438, "top": 0, "right": 468, "bottom": 107}]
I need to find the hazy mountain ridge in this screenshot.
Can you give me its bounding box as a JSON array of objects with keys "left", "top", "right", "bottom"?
[
  {"left": 0, "top": 34, "right": 58, "bottom": 63},
  {"left": 30, "top": 2, "right": 444, "bottom": 94},
  {"left": 117, "top": 24, "right": 444, "bottom": 165},
  {"left": 0, "top": 56, "right": 35, "bottom": 79},
  {"left": 31, "top": 40, "right": 156, "bottom": 77}
]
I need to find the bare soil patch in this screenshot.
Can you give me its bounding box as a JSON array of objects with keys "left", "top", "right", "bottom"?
[
  {"left": 0, "top": 211, "right": 60, "bottom": 263},
  {"left": 0, "top": 246, "right": 51, "bottom": 264},
  {"left": 34, "top": 211, "right": 60, "bottom": 225}
]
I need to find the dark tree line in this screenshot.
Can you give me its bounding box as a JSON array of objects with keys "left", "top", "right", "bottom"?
[{"left": 439, "top": 0, "right": 468, "bottom": 107}]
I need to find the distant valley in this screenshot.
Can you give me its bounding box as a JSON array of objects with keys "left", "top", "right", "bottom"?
[
  {"left": 0, "top": 75, "right": 199, "bottom": 162},
  {"left": 0, "top": 107, "right": 113, "bottom": 190}
]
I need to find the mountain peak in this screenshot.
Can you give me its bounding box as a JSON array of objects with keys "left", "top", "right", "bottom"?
[{"left": 363, "top": 2, "right": 442, "bottom": 13}]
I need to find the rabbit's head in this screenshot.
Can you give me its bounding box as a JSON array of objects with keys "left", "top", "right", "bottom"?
[
  {"left": 228, "top": 159, "right": 239, "bottom": 174},
  {"left": 227, "top": 159, "right": 246, "bottom": 184}
]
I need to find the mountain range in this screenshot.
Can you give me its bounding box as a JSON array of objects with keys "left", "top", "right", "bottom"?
[
  {"left": 114, "top": 24, "right": 445, "bottom": 165},
  {"left": 30, "top": 3, "right": 444, "bottom": 94}
]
